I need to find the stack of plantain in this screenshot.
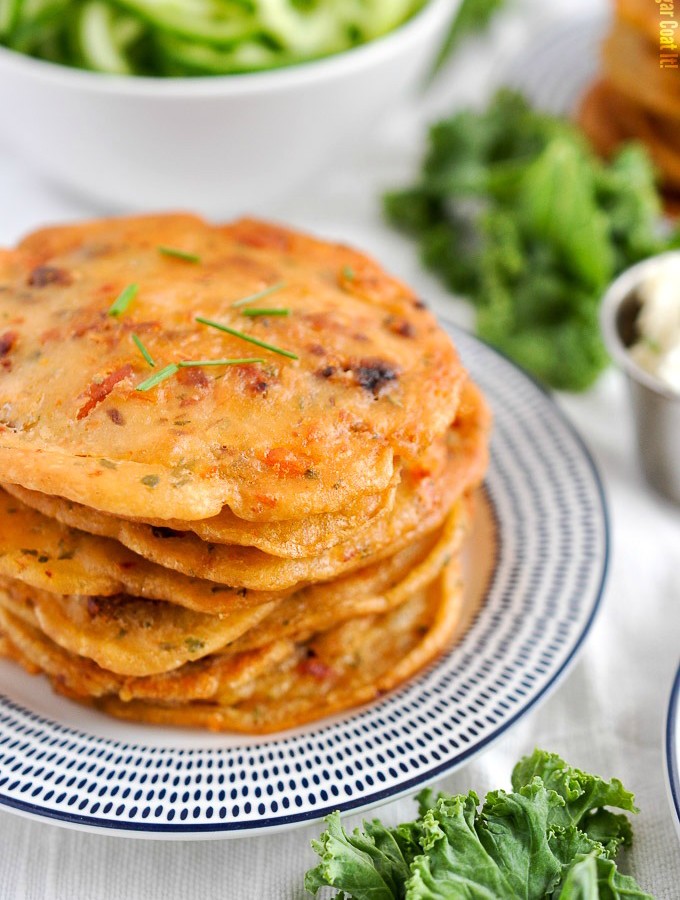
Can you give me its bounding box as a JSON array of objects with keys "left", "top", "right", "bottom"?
[{"left": 0, "top": 214, "right": 489, "bottom": 733}]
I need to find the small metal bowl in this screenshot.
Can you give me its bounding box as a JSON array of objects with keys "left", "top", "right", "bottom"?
[{"left": 600, "top": 251, "right": 680, "bottom": 506}]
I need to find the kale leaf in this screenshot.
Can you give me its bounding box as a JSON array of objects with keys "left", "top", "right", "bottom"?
[
  {"left": 384, "top": 91, "right": 680, "bottom": 391},
  {"left": 305, "top": 749, "right": 654, "bottom": 899}
]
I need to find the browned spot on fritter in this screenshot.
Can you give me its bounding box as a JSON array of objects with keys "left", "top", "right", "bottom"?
[
  {"left": 177, "top": 366, "right": 211, "bottom": 408},
  {"left": 76, "top": 364, "right": 134, "bottom": 421},
  {"left": 87, "top": 596, "right": 104, "bottom": 618},
  {"left": 232, "top": 363, "right": 277, "bottom": 397},
  {"left": 0, "top": 331, "right": 18, "bottom": 357},
  {"left": 316, "top": 357, "right": 400, "bottom": 396},
  {"left": 302, "top": 311, "right": 351, "bottom": 336},
  {"left": 87, "top": 593, "right": 156, "bottom": 623},
  {"left": 385, "top": 316, "right": 416, "bottom": 338},
  {"left": 351, "top": 358, "right": 400, "bottom": 395},
  {"left": 106, "top": 408, "right": 124, "bottom": 426},
  {"left": 307, "top": 343, "right": 326, "bottom": 356},
  {"left": 177, "top": 367, "right": 210, "bottom": 390},
  {"left": 42, "top": 313, "right": 160, "bottom": 347},
  {"left": 28, "top": 266, "right": 73, "bottom": 288},
  {"left": 73, "top": 311, "right": 108, "bottom": 339}
]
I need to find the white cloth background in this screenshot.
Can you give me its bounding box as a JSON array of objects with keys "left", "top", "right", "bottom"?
[{"left": 0, "top": 0, "right": 679, "bottom": 896}]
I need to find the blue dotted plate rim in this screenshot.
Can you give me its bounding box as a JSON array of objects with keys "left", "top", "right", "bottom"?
[
  {"left": 665, "top": 663, "right": 680, "bottom": 838},
  {"left": 0, "top": 323, "right": 610, "bottom": 836}
]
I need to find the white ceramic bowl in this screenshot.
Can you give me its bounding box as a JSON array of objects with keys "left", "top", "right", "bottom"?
[{"left": 0, "top": 0, "right": 456, "bottom": 214}]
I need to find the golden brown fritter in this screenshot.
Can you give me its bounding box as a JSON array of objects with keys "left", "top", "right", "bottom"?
[
  {"left": 0, "top": 553, "right": 466, "bottom": 734},
  {"left": 0, "top": 214, "right": 465, "bottom": 522}
]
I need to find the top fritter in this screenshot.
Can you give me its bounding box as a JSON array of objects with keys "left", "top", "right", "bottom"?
[{"left": 0, "top": 214, "right": 464, "bottom": 522}]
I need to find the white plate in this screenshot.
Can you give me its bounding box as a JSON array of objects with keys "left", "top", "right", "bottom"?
[
  {"left": 665, "top": 663, "right": 680, "bottom": 842},
  {"left": 0, "top": 324, "right": 609, "bottom": 838}
]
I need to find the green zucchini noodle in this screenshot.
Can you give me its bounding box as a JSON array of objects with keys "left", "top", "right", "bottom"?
[{"left": 0, "top": 0, "right": 429, "bottom": 76}]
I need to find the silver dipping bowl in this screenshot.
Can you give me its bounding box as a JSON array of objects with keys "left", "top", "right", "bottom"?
[{"left": 601, "top": 252, "right": 680, "bottom": 506}]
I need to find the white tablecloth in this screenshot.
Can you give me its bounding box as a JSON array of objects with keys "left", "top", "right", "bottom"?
[{"left": 1, "top": 1, "right": 679, "bottom": 896}]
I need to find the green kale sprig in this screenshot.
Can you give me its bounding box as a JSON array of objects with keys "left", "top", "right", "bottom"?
[
  {"left": 384, "top": 90, "right": 680, "bottom": 391},
  {"left": 305, "top": 749, "right": 653, "bottom": 899}
]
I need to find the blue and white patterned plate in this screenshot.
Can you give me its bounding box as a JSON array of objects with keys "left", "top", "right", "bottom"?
[
  {"left": 500, "top": 12, "right": 607, "bottom": 117},
  {"left": 0, "top": 325, "right": 609, "bottom": 838},
  {"left": 665, "top": 663, "right": 680, "bottom": 842}
]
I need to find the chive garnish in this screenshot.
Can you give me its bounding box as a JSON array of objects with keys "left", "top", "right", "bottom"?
[
  {"left": 158, "top": 246, "right": 201, "bottom": 264},
  {"left": 136, "top": 363, "right": 179, "bottom": 392},
  {"left": 178, "top": 358, "right": 264, "bottom": 367},
  {"left": 108, "top": 283, "right": 139, "bottom": 317},
  {"left": 132, "top": 333, "right": 155, "bottom": 368},
  {"left": 195, "top": 316, "right": 299, "bottom": 360},
  {"left": 231, "top": 282, "right": 286, "bottom": 308},
  {"left": 241, "top": 308, "right": 290, "bottom": 317}
]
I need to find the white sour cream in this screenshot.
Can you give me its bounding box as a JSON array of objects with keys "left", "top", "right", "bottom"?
[{"left": 629, "top": 256, "right": 680, "bottom": 393}]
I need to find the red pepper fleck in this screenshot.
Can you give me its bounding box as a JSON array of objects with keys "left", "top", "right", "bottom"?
[
  {"left": 262, "top": 447, "right": 314, "bottom": 477},
  {"left": 39, "top": 327, "right": 61, "bottom": 344},
  {"left": 297, "top": 658, "right": 335, "bottom": 680},
  {"left": 252, "top": 494, "right": 277, "bottom": 510},
  {"left": 232, "top": 220, "right": 291, "bottom": 251},
  {"left": 76, "top": 364, "right": 133, "bottom": 420}
]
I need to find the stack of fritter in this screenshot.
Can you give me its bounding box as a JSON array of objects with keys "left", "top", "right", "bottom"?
[
  {"left": 0, "top": 214, "right": 489, "bottom": 733},
  {"left": 578, "top": 0, "right": 680, "bottom": 212}
]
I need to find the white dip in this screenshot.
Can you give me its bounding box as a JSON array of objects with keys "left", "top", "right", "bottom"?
[{"left": 629, "top": 256, "right": 680, "bottom": 393}]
